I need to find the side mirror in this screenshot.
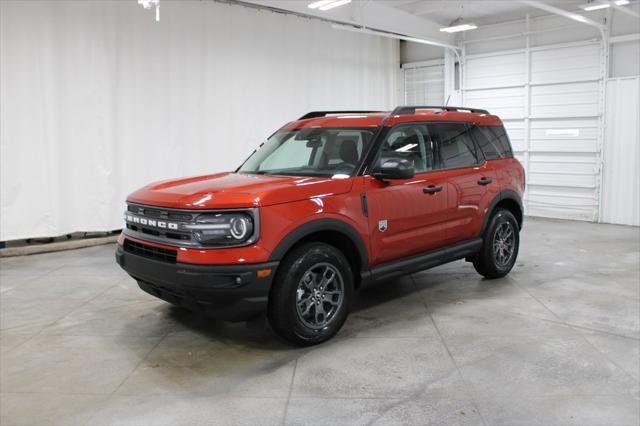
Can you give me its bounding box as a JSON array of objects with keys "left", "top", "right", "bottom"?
[{"left": 372, "top": 159, "right": 415, "bottom": 180}]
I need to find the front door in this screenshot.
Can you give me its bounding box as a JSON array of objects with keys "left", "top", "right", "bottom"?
[{"left": 364, "top": 123, "right": 451, "bottom": 265}]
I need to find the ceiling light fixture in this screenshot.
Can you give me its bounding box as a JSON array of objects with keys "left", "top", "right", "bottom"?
[
  {"left": 308, "top": 0, "right": 335, "bottom": 9},
  {"left": 582, "top": 2, "right": 611, "bottom": 11},
  {"left": 615, "top": 0, "right": 630, "bottom": 5},
  {"left": 439, "top": 23, "right": 478, "bottom": 33},
  {"left": 138, "top": 0, "right": 160, "bottom": 21},
  {"left": 308, "top": 0, "right": 352, "bottom": 11}
]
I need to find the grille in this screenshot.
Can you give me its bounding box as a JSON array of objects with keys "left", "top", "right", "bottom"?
[
  {"left": 125, "top": 203, "right": 194, "bottom": 245},
  {"left": 127, "top": 204, "right": 193, "bottom": 221},
  {"left": 124, "top": 239, "right": 177, "bottom": 263}
]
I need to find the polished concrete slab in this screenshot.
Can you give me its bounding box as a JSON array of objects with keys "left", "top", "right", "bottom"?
[{"left": 1, "top": 218, "right": 638, "bottom": 425}]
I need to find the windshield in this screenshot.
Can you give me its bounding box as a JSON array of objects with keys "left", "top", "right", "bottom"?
[{"left": 237, "top": 128, "right": 376, "bottom": 177}]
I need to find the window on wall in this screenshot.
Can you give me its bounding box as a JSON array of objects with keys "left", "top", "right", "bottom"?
[
  {"left": 430, "top": 123, "right": 479, "bottom": 169},
  {"left": 403, "top": 64, "right": 445, "bottom": 105}
]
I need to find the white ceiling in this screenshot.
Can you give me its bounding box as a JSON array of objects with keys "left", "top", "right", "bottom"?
[
  {"left": 241, "top": 0, "right": 640, "bottom": 41},
  {"left": 382, "top": 0, "right": 586, "bottom": 26}
]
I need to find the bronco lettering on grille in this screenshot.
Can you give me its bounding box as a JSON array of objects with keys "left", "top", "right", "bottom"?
[{"left": 125, "top": 214, "right": 179, "bottom": 230}]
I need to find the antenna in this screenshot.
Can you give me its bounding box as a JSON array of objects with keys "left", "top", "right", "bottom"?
[{"left": 445, "top": 94, "right": 451, "bottom": 107}]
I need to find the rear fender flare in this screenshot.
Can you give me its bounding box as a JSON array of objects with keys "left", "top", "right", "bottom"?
[{"left": 481, "top": 190, "right": 523, "bottom": 235}]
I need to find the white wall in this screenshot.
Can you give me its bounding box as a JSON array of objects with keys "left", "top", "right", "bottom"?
[
  {"left": 602, "top": 77, "right": 640, "bottom": 226},
  {"left": 0, "top": 0, "right": 400, "bottom": 241},
  {"left": 610, "top": 40, "right": 640, "bottom": 78}
]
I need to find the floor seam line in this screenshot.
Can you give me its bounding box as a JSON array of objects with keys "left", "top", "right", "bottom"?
[
  {"left": 410, "top": 275, "right": 489, "bottom": 426},
  {"left": 513, "top": 281, "right": 640, "bottom": 383},
  {"left": 512, "top": 310, "right": 640, "bottom": 341},
  {"left": 80, "top": 333, "right": 168, "bottom": 426},
  {"left": 281, "top": 357, "right": 298, "bottom": 426}
]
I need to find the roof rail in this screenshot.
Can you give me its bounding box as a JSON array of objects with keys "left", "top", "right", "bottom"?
[
  {"left": 299, "top": 110, "right": 384, "bottom": 120},
  {"left": 389, "top": 106, "right": 490, "bottom": 115}
]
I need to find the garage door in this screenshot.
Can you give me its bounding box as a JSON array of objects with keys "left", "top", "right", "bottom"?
[
  {"left": 463, "top": 42, "right": 604, "bottom": 221},
  {"left": 403, "top": 60, "right": 445, "bottom": 105}
]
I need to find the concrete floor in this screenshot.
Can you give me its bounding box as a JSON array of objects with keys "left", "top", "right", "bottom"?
[{"left": 0, "top": 218, "right": 638, "bottom": 426}]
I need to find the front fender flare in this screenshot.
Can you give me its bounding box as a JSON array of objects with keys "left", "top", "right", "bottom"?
[{"left": 268, "top": 218, "right": 369, "bottom": 269}]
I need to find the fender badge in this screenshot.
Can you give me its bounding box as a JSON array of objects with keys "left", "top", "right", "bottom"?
[{"left": 378, "top": 220, "right": 388, "bottom": 232}]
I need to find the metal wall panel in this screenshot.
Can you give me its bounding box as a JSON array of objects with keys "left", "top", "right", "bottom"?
[
  {"left": 530, "top": 82, "right": 600, "bottom": 118},
  {"left": 601, "top": 77, "right": 640, "bottom": 226},
  {"left": 464, "top": 52, "right": 526, "bottom": 89},
  {"left": 465, "top": 87, "right": 526, "bottom": 119},
  {"left": 463, "top": 41, "right": 604, "bottom": 222},
  {"left": 531, "top": 44, "right": 601, "bottom": 84}
]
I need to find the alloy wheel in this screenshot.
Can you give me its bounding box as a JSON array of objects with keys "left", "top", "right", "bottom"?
[
  {"left": 493, "top": 221, "right": 515, "bottom": 267},
  {"left": 295, "top": 262, "right": 344, "bottom": 330}
]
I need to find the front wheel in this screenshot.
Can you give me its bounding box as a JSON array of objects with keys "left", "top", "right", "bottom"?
[
  {"left": 473, "top": 209, "right": 520, "bottom": 279},
  {"left": 267, "top": 242, "right": 353, "bottom": 346}
]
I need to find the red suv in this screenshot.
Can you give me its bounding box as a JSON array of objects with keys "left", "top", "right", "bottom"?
[{"left": 115, "top": 106, "right": 525, "bottom": 345}]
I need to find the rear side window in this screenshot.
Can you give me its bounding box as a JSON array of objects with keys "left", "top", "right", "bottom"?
[
  {"left": 471, "top": 125, "right": 514, "bottom": 160},
  {"left": 429, "top": 123, "right": 479, "bottom": 169}
]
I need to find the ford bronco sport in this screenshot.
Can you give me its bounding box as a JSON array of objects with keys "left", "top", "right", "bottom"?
[{"left": 115, "top": 106, "right": 525, "bottom": 345}]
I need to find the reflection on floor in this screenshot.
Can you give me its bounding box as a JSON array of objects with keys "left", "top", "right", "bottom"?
[{"left": 1, "top": 217, "right": 639, "bottom": 425}]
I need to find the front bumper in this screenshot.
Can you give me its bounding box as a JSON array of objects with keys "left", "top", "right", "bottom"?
[{"left": 115, "top": 245, "right": 278, "bottom": 321}]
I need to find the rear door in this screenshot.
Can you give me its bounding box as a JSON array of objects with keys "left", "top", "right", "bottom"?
[
  {"left": 364, "top": 123, "right": 451, "bottom": 265},
  {"left": 430, "top": 122, "right": 499, "bottom": 243},
  {"left": 471, "top": 124, "right": 523, "bottom": 194}
]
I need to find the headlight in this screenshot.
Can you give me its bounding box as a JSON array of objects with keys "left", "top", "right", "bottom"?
[{"left": 186, "top": 212, "right": 256, "bottom": 246}]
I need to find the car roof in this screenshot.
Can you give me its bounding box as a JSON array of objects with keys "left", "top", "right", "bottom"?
[{"left": 282, "top": 107, "right": 503, "bottom": 130}]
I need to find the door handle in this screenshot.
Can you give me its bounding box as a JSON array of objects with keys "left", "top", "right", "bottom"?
[
  {"left": 423, "top": 185, "right": 443, "bottom": 194},
  {"left": 478, "top": 177, "right": 493, "bottom": 186}
]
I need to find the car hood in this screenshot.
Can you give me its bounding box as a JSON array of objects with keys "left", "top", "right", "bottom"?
[{"left": 126, "top": 172, "right": 355, "bottom": 209}]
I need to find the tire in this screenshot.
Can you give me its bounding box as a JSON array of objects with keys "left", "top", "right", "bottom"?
[
  {"left": 267, "top": 242, "right": 353, "bottom": 346},
  {"left": 473, "top": 209, "right": 520, "bottom": 279}
]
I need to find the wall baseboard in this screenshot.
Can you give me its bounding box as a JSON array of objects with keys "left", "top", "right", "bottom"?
[{"left": 0, "top": 235, "right": 118, "bottom": 258}]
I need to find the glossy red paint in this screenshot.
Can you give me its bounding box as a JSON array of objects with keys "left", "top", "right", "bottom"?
[
  {"left": 119, "top": 110, "right": 524, "bottom": 270},
  {"left": 282, "top": 110, "right": 503, "bottom": 131},
  {"left": 127, "top": 173, "right": 355, "bottom": 209}
]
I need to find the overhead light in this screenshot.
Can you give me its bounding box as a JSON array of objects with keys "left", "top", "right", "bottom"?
[
  {"left": 308, "top": 0, "right": 335, "bottom": 9},
  {"left": 582, "top": 2, "right": 611, "bottom": 11},
  {"left": 319, "top": 0, "right": 352, "bottom": 10},
  {"left": 615, "top": 0, "right": 630, "bottom": 5},
  {"left": 308, "top": 0, "right": 352, "bottom": 10},
  {"left": 439, "top": 23, "right": 478, "bottom": 33},
  {"left": 138, "top": 0, "right": 160, "bottom": 22}
]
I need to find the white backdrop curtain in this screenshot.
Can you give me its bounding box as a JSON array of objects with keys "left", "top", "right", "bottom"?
[{"left": 0, "top": 0, "right": 400, "bottom": 241}]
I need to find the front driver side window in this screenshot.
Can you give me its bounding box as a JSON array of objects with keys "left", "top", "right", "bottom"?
[{"left": 375, "top": 124, "right": 434, "bottom": 174}]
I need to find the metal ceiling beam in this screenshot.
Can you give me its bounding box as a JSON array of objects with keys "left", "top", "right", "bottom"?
[
  {"left": 520, "top": 0, "right": 607, "bottom": 35},
  {"left": 331, "top": 24, "right": 460, "bottom": 52},
  {"left": 607, "top": 1, "right": 640, "bottom": 19},
  {"left": 241, "top": 0, "right": 450, "bottom": 43}
]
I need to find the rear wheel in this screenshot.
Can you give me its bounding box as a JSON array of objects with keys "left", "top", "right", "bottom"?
[
  {"left": 267, "top": 242, "right": 353, "bottom": 346},
  {"left": 473, "top": 209, "right": 519, "bottom": 279}
]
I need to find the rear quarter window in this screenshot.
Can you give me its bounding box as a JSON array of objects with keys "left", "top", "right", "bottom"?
[{"left": 471, "top": 125, "right": 514, "bottom": 160}]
